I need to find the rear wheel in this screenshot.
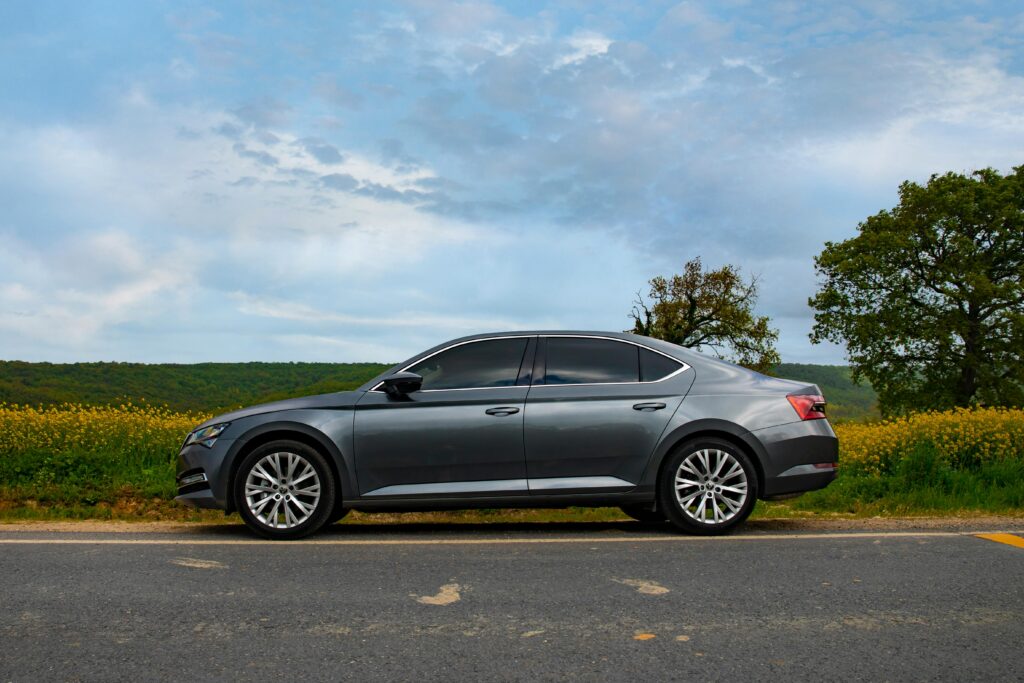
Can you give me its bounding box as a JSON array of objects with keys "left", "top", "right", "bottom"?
[
  {"left": 235, "top": 440, "right": 335, "bottom": 540},
  {"left": 659, "top": 438, "right": 757, "bottom": 535},
  {"left": 619, "top": 504, "right": 667, "bottom": 524}
]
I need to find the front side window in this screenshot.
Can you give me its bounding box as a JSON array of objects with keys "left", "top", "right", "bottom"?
[
  {"left": 407, "top": 338, "right": 529, "bottom": 390},
  {"left": 543, "top": 337, "right": 639, "bottom": 385}
]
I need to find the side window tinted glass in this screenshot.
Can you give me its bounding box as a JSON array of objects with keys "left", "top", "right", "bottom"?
[
  {"left": 544, "top": 338, "right": 639, "bottom": 385},
  {"left": 639, "top": 347, "right": 683, "bottom": 382},
  {"left": 408, "top": 338, "right": 529, "bottom": 390}
]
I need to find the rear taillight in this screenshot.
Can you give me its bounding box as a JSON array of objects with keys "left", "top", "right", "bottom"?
[{"left": 787, "top": 393, "right": 827, "bottom": 420}]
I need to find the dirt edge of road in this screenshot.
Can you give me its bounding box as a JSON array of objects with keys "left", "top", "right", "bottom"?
[{"left": 2, "top": 515, "right": 1023, "bottom": 534}]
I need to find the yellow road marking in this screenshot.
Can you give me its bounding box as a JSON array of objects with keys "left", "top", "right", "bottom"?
[
  {"left": 0, "top": 530, "right": 1017, "bottom": 546},
  {"left": 633, "top": 633, "right": 656, "bottom": 641},
  {"left": 976, "top": 533, "right": 1024, "bottom": 549}
]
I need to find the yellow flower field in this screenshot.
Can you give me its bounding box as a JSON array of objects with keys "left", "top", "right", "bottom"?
[
  {"left": 0, "top": 402, "right": 1021, "bottom": 518},
  {"left": 2, "top": 402, "right": 1021, "bottom": 475},
  {"left": 833, "top": 407, "right": 1024, "bottom": 476},
  {"left": 0, "top": 401, "right": 209, "bottom": 458}
]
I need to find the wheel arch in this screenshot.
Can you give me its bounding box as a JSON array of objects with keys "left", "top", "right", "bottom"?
[
  {"left": 644, "top": 419, "right": 768, "bottom": 500},
  {"left": 223, "top": 421, "right": 352, "bottom": 512}
]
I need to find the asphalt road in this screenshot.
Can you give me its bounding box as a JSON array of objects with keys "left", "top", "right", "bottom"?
[{"left": 1, "top": 523, "right": 1023, "bottom": 682}]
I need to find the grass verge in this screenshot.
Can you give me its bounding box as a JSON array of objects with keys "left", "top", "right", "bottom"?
[{"left": 1, "top": 404, "right": 1022, "bottom": 522}]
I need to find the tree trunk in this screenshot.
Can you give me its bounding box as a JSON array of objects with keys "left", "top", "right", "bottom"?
[{"left": 955, "top": 305, "right": 981, "bottom": 406}]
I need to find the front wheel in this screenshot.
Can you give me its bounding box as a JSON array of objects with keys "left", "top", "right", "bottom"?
[
  {"left": 235, "top": 440, "right": 336, "bottom": 540},
  {"left": 658, "top": 438, "right": 758, "bottom": 535}
]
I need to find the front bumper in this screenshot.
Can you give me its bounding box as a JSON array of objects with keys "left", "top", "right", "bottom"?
[
  {"left": 751, "top": 419, "right": 839, "bottom": 498},
  {"left": 174, "top": 438, "right": 237, "bottom": 510}
]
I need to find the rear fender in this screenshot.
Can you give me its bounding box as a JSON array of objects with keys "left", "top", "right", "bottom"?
[{"left": 638, "top": 418, "right": 769, "bottom": 493}]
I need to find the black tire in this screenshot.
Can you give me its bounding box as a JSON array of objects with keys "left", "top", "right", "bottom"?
[
  {"left": 658, "top": 437, "right": 758, "bottom": 535},
  {"left": 234, "top": 439, "right": 336, "bottom": 540},
  {"left": 619, "top": 504, "right": 667, "bottom": 524}
]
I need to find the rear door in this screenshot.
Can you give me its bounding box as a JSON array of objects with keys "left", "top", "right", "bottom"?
[{"left": 523, "top": 336, "right": 690, "bottom": 492}]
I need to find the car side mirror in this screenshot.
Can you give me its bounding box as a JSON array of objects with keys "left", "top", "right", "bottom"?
[{"left": 382, "top": 371, "right": 423, "bottom": 398}]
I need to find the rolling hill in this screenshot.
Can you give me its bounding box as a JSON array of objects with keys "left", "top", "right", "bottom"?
[{"left": 0, "top": 360, "right": 877, "bottom": 420}]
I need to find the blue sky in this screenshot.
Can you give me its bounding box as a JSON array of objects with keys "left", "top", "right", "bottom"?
[{"left": 1, "top": 1, "right": 1022, "bottom": 364}]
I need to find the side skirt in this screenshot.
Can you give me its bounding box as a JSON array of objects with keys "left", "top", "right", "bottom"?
[{"left": 349, "top": 490, "right": 655, "bottom": 512}]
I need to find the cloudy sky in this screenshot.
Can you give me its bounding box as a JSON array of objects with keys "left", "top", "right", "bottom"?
[{"left": 1, "top": 1, "right": 1022, "bottom": 364}]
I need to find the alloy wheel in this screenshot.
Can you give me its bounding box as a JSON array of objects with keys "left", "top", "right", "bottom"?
[
  {"left": 673, "top": 448, "right": 748, "bottom": 525},
  {"left": 244, "top": 452, "right": 322, "bottom": 529}
]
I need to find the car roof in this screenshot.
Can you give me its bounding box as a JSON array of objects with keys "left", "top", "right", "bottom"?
[
  {"left": 401, "top": 330, "right": 702, "bottom": 369},
  {"left": 443, "top": 330, "right": 693, "bottom": 356}
]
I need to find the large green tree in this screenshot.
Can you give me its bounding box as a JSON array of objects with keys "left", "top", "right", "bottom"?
[
  {"left": 630, "top": 257, "right": 780, "bottom": 373},
  {"left": 810, "top": 167, "right": 1024, "bottom": 414}
]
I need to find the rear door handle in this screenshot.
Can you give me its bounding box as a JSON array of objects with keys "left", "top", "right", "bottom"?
[
  {"left": 485, "top": 406, "right": 520, "bottom": 416},
  {"left": 633, "top": 402, "right": 666, "bottom": 412}
]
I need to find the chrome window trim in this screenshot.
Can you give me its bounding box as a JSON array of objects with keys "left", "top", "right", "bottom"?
[{"left": 370, "top": 333, "right": 690, "bottom": 392}]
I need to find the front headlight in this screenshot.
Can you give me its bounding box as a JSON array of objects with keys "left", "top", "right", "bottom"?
[{"left": 184, "top": 422, "right": 230, "bottom": 449}]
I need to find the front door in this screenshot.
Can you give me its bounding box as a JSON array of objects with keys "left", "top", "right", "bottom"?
[{"left": 353, "top": 336, "right": 534, "bottom": 497}]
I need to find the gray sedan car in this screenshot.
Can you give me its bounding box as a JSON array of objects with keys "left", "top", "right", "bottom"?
[{"left": 176, "top": 331, "right": 838, "bottom": 539}]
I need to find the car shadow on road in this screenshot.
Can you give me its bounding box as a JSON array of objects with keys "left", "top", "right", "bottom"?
[{"left": 185, "top": 519, "right": 679, "bottom": 538}]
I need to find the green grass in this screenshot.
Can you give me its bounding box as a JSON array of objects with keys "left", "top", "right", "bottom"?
[
  {"left": 788, "top": 447, "right": 1024, "bottom": 515},
  {"left": 0, "top": 444, "right": 183, "bottom": 521},
  {"left": 2, "top": 444, "right": 1021, "bottom": 523}
]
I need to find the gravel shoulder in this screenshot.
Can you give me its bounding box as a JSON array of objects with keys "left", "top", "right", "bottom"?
[{"left": 2, "top": 514, "right": 1023, "bottom": 535}]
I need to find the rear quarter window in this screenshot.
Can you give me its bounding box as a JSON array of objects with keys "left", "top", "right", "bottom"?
[{"left": 639, "top": 347, "right": 683, "bottom": 382}]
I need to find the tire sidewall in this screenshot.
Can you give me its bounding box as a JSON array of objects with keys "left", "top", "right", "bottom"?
[
  {"left": 658, "top": 438, "right": 758, "bottom": 535},
  {"left": 234, "top": 439, "right": 336, "bottom": 540}
]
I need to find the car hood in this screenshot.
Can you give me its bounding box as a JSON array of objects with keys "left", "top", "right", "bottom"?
[{"left": 195, "top": 390, "right": 363, "bottom": 430}]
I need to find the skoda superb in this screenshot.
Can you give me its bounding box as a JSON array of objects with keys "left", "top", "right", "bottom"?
[{"left": 176, "top": 331, "right": 838, "bottom": 539}]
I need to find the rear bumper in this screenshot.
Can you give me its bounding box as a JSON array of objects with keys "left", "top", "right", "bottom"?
[{"left": 751, "top": 419, "right": 839, "bottom": 498}]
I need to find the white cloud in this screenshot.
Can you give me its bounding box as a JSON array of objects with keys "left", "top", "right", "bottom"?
[
  {"left": 0, "top": 97, "right": 495, "bottom": 359},
  {"left": 0, "top": 230, "right": 197, "bottom": 349},
  {"left": 551, "top": 31, "right": 613, "bottom": 69},
  {"left": 5, "top": 1, "right": 1024, "bottom": 365},
  {"left": 232, "top": 292, "right": 527, "bottom": 331},
  {"left": 797, "top": 53, "right": 1024, "bottom": 190}
]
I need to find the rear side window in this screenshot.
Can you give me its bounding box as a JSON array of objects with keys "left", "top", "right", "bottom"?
[
  {"left": 544, "top": 338, "right": 639, "bottom": 385},
  {"left": 407, "top": 338, "right": 529, "bottom": 390},
  {"left": 639, "top": 347, "right": 683, "bottom": 382}
]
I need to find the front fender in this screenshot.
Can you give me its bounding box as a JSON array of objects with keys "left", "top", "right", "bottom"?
[{"left": 222, "top": 412, "right": 357, "bottom": 510}]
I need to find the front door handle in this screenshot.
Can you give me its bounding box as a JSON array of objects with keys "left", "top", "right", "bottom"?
[
  {"left": 485, "top": 406, "right": 520, "bottom": 416},
  {"left": 633, "top": 402, "right": 666, "bottom": 412}
]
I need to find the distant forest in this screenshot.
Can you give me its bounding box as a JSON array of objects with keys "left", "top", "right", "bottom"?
[
  {"left": 0, "top": 360, "right": 877, "bottom": 420},
  {"left": 773, "top": 363, "right": 877, "bottom": 420},
  {"left": 0, "top": 361, "right": 393, "bottom": 413}
]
